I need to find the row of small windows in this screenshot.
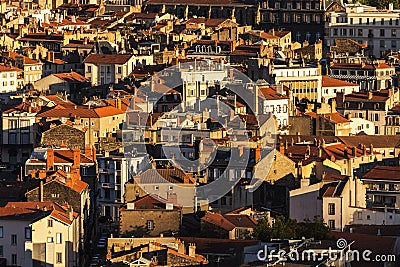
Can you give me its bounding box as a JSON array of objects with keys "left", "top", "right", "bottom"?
[
  {"left": 331, "top": 70, "right": 393, "bottom": 76},
  {"left": 333, "top": 16, "right": 399, "bottom": 26},
  {"left": 332, "top": 28, "right": 398, "bottom": 37},
  {"left": 292, "top": 88, "right": 318, "bottom": 93}
]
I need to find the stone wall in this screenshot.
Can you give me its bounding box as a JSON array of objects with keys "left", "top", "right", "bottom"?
[{"left": 119, "top": 209, "right": 182, "bottom": 237}]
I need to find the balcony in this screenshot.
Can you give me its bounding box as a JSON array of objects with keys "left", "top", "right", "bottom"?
[{"left": 102, "top": 183, "right": 114, "bottom": 189}]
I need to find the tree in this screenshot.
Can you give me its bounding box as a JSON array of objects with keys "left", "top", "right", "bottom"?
[{"left": 252, "top": 215, "right": 329, "bottom": 242}]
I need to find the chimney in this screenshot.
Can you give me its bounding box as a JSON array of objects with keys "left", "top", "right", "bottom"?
[
  {"left": 39, "top": 180, "right": 44, "bottom": 202},
  {"left": 370, "top": 144, "right": 374, "bottom": 154},
  {"left": 178, "top": 241, "right": 186, "bottom": 254},
  {"left": 46, "top": 148, "right": 54, "bottom": 170},
  {"left": 188, "top": 244, "right": 196, "bottom": 257},
  {"left": 68, "top": 206, "right": 74, "bottom": 221},
  {"left": 255, "top": 145, "right": 261, "bottom": 162},
  {"left": 318, "top": 147, "right": 322, "bottom": 158},
  {"left": 71, "top": 15, "right": 76, "bottom": 23},
  {"left": 352, "top": 146, "right": 357, "bottom": 157},
  {"left": 47, "top": 51, "right": 54, "bottom": 63},
  {"left": 73, "top": 146, "right": 80, "bottom": 166},
  {"left": 279, "top": 142, "right": 285, "bottom": 154},
  {"left": 117, "top": 99, "right": 122, "bottom": 110},
  {"left": 92, "top": 146, "right": 96, "bottom": 162},
  {"left": 167, "top": 192, "right": 177, "bottom": 204},
  {"left": 85, "top": 145, "right": 92, "bottom": 159},
  {"left": 363, "top": 144, "right": 367, "bottom": 155},
  {"left": 344, "top": 147, "right": 348, "bottom": 158},
  {"left": 368, "top": 91, "right": 373, "bottom": 100},
  {"left": 306, "top": 145, "right": 311, "bottom": 156},
  {"left": 345, "top": 113, "right": 351, "bottom": 120}
]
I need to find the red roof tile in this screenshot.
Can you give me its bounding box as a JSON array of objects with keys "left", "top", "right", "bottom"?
[
  {"left": 83, "top": 54, "right": 133, "bottom": 64},
  {"left": 322, "top": 76, "right": 359, "bottom": 87}
]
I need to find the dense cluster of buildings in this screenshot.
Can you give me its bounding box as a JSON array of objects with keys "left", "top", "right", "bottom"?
[{"left": 0, "top": 0, "right": 399, "bottom": 266}]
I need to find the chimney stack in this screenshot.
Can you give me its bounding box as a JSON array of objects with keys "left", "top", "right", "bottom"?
[
  {"left": 255, "top": 145, "right": 261, "bottom": 162},
  {"left": 370, "top": 144, "right": 374, "bottom": 154},
  {"left": 363, "top": 144, "right": 367, "bottom": 155},
  {"left": 368, "top": 91, "right": 373, "bottom": 100},
  {"left": 39, "top": 180, "right": 44, "bottom": 202},
  {"left": 73, "top": 146, "right": 80, "bottom": 166},
  {"left": 46, "top": 148, "right": 54, "bottom": 170},
  {"left": 188, "top": 244, "right": 196, "bottom": 257},
  {"left": 352, "top": 146, "right": 357, "bottom": 157}
]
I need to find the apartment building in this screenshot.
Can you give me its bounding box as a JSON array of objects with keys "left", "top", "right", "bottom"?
[
  {"left": 326, "top": 3, "right": 400, "bottom": 58},
  {"left": 0, "top": 64, "right": 23, "bottom": 93},
  {"left": 259, "top": 85, "right": 290, "bottom": 134},
  {"left": 1, "top": 101, "right": 39, "bottom": 166},
  {"left": 35, "top": 105, "right": 125, "bottom": 144},
  {"left": 361, "top": 166, "right": 400, "bottom": 212},
  {"left": 0, "top": 201, "right": 79, "bottom": 267},
  {"left": 83, "top": 54, "right": 136, "bottom": 85},
  {"left": 336, "top": 89, "right": 400, "bottom": 135},
  {"left": 269, "top": 61, "right": 323, "bottom": 102},
  {"left": 97, "top": 151, "right": 147, "bottom": 222},
  {"left": 329, "top": 62, "right": 395, "bottom": 90},
  {"left": 2, "top": 52, "right": 43, "bottom": 84}
]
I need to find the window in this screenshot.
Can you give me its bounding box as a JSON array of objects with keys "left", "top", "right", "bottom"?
[
  {"left": 0, "top": 246, "right": 2, "bottom": 257},
  {"left": 380, "top": 29, "right": 385, "bottom": 37},
  {"left": 358, "top": 29, "right": 363, "bottom": 36},
  {"left": 11, "top": 234, "right": 17, "bottom": 245},
  {"left": 147, "top": 220, "right": 154, "bottom": 231},
  {"left": 11, "top": 254, "right": 17, "bottom": 265},
  {"left": 56, "top": 233, "right": 62, "bottom": 244},
  {"left": 117, "top": 66, "right": 122, "bottom": 74},
  {"left": 367, "top": 215, "right": 371, "bottom": 220},
  {"left": 154, "top": 185, "right": 159, "bottom": 190},
  {"left": 328, "top": 220, "right": 335, "bottom": 229},
  {"left": 56, "top": 252, "right": 62, "bottom": 263},
  {"left": 392, "top": 29, "right": 397, "bottom": 37},
  {"left": 380, "top": 40, "right": 385, "bottom": 48},
  {"left": 48, "top": 220, "right": 53, "bottom": 227},
  {"left": 47, "top": 237, "right": 54, "bottom": 243},
  {"left": 381, "top": 18, "right": 384, "bottom": 25},
  {"left": 0, "top": 226, "right": 3, "bottom": 238},
  {"left": 87, "top": 66, "right": 91, "bottom": 72},
  {"left": 169, "top": 186, "right": 173, "bottom": 190},
  {"left": 25, "top": 228, "right": 31, "bottom": 240},
  {"left": 328, "top": 203, "right": 335, "bottom": 215}
]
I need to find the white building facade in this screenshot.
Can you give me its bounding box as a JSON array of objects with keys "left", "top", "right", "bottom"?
[{"left": 326, "top": 3, "right": 400, "bottom": 58}]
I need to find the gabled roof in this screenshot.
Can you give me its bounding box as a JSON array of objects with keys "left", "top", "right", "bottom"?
[
  {"left": 36, "top": 105, "right": 124, "bottom": 118},
  {"left": 322, "top": 76, "right": 359, "bottom": 87},
  {"left": 135, "top": 168, "right": 196, "bottom": 184},
  {"left": 83, "top": 54, "right": 134, "bottom": 64},
  {"left": 201, "top": 212, "right": 236, "bottom": 231},
  {"left": 338, "top": 135, "right": 400, "bottom": 148},
  {"left": 362, "top": 166, "right": 400, "bottom": 181},
  {"left": 0, "top": 201, "right": 77, "bottom": 225},
  {"left": 123, "top": 194, "right": 181, "bottom": 210},
  {"left": 53, "top": 72, "right": 89, "bottom": 83}
]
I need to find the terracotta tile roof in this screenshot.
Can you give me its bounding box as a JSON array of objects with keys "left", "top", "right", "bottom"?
[
  {"left": 338, "top": 135, "right": 400, "bottom": 148},
  {"left": 0, "top": 63, "right": 22, "bottom": 73},
  {"left": 53, "top": 177, "right": 88, "bottom": 194},
  {"left": 344, "top": 91, "right": 390, "bottom": 102},
  {"left": 362, "top": 166, "right": 400, "bottom": 181},
  {"left": 223, "top": 213, "right": 257, "bottom": 228},
  {"left": 322, "top": 178, "right": 348, "bottom": 197},
  {"left": 124, "top": 194, "right": 181, "bottom": 210},
  {"left": 201, "top": 211, "right": 236, "bottom": 231},
  {"left": 53, "top": 72, "right": 89, "bottom": 83},
  {"left": 3, "top": 100, "right": 41, "bottom": 114},
  {"left": 27, "top": 148, "right": 94, "bottom": 165},
  {"left": 330, "top": 63, "right": 393, "bottom": 70},
  {"left": 259, "top": 86, "right": 289, "bottom": 100},
  {"left": 248, "top": 30, "right": 279, "bottom": 39},
  {"left": 304, "top": 112, "right": 351, "bottom": 123},
  {"left": 3, "top": 51, "right": 41, "bottom": 65},
  {"left": 185, "top": 18, "right": 234, "bottom": 28},
  {"left": 322, "top": 76, "right": 359, "bottom": 87},
  {"left": 147, "top": 0, "right": 248, "bottom": 5},
  {"left": 42, "top": 95, "right": 76, "bottom": 108},
  {"left": 0, "top": 201, "right": 78, "bottom": 225},
  {"left": 344, "top": 225, "right": 400, "bottom": 236},
  {"left": 36, "top": 105, "right": 124, "bottom": 118},
  {"left": 83, "top": 54, "right": 133, "bottom": 64},
  {"left": 135, "top": 168, "right": 196, "bottom": 184}
]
